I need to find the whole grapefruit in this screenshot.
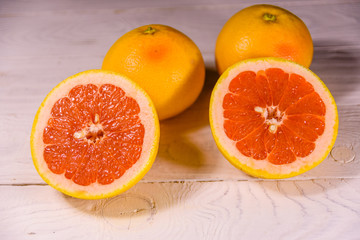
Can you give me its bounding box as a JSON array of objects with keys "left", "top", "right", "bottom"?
[
  {"left": 215, "top": 4, "right": 313, "bottom": 74},
  {"left": 102, "top": 24, "right": 205, "bottom": 120}
]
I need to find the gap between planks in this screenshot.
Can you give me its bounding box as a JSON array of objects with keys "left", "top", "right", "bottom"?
[
  {"left": 1, "top": 177, "right": 358, "bottom": 187},
  {"left": 1, "top": 0, "right": 359, "bottom": 16}
]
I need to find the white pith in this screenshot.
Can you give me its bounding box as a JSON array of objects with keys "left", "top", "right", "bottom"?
[
  {"left": 31, "top": 70, "right": 159, "bottom": 198},
  {"left": 73, "top": 114, "right": 104, "bottom": 144},
  {"left": 256, "top": 106, "right": 284, "bottom": 134},
  {"left": 210, "top": 58, "right": 338, "bottom": 177}
]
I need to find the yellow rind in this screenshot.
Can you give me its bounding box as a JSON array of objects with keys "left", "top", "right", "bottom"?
[
  {"left": 30, "top": 69, "right": 160, "bottom": 199},
  {"left": 102, "top": 24, "right": 205, "bottom": 120},
  {"left": 209, "top": 57, "right": 338, "bottom": 179},
  {"left": 215, "top": 4, "right": 313, "bottom": 75}
]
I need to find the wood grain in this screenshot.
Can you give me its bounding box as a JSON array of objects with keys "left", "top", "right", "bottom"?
[
  {"left": 1, "top": 179, "right": 359, "bottom": 239},
  {"left": 1, "top": 98, "right": 360, "bottom": 184},
  {"left": 0, "top": 0, "right": 359, "bottom": 59},
  {"left": 1, "top": 0, "right": 360, "bottom": 239}
]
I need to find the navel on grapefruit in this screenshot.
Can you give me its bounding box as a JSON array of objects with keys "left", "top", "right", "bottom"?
[
  {"left": 215, "top": 4, "right": 313, "bottom": 75},
  {"left": 30, "top": 70, "right": 159, "bottom": 199},
  {"left": 102, "top": 24, "right": 205, "bottom": 120},
  {"left": 209, "top": 58, "right": 338, "bottom": 178}
]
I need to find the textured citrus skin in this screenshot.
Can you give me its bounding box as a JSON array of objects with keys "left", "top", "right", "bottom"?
[
  {"left": 209, "top": 58, "right": 338, "bottom": 179},
  {"left": 30, "top": 70, "right": 160, "bottom": 199},
  {"left": 102, "top": 24, "right": 205, "bottom": 120},
  {"left": 215, "top": 4, "right": 313, "bottom": 75}
]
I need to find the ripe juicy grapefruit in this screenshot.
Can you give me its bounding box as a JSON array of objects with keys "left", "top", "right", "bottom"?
[
  {"left": 215, "top": 4, "right": 313, "bottom": 75},
  {"left": 31, "top": 70, "right": 160, "bottom": 199},
  {"left": 102, "top": 24, "right": 205, "bottom": 120},
  {"left": 209, "top": 58, "right": 338, "bottom": 178}
]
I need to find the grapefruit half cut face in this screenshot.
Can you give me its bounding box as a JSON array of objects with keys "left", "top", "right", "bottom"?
[
  {"left": 209, "top": 58, "right": 338, "bottom": 178},
  {"left": 31, "top": 70, "right": 159, "bottom": 199}
]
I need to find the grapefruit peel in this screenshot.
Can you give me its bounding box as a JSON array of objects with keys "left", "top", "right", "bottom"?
[
  {"left": 31, "top": 70, "right": 160, "bottom": 199},
  {"left": 209, "top": 58, "right": 338, "bottom": 179}
]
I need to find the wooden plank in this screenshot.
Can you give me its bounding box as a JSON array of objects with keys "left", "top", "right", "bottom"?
[
  {"left": 1, "top": 0, "right": 357, "bottom": 14},
  {"left": 1, "top": 1, "right": 359, "bottom": 239},
  {"left": 0, "top": 1, "right": 359, "bottom": 59},
  {"left": 1, "top": 179, "right": 359, "bottom": 239},
  {"left": 2, "top": 47, "right": 360, "bottom": 115},
  {"left": 0, "top": 52, "right": 359, "bottom": 184},
  {"left": 0, "top": 103, "right": 359, "bottom": 184},
  {"left": 0, "top": 55, "right": 359, "bottom": 183}
]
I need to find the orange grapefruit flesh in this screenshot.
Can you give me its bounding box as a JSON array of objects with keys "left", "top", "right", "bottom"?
[
  {"left": 44, "top": 84, "right": 144, "bottom": 185},
  {"left": 210, "top": 58, "right": 338, "bottom": 178},
  {"left": 31, "top": 70, "right": 159, "bottom": 199},
  {"left": 224, "top": 69, "right": 325, "bottom": 163}
]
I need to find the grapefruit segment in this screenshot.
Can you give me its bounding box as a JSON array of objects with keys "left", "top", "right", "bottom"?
[
  {"left": 47, "top": 117, "right": 74, "bottom": 131},
  {"left": 31, "top": 70, "right": 159, "bottom": 199},
  {"left": 255, "top": 71, "right": 272, "bottom": 106},
  {"left": 63, "top": 140, "right": 89, "bottom": 180},
  {"left": 282, "top": 125, "right": 315, "bottom": 158},
  {"left": 51, "top": 97, "right": 87, "bottom": 127},
  {"left": 43, "top": 144, "right": 69, "bottom": 174},
  {"left": 43, "top": 125, "right": 72, "bottom": 145},
  {"left": 209, "top": 58, "right": 338, "bottom": 178},
  {"left": 224, "top": 118, "right": 264, "bottom": 141},
  {"left": 101, "top": 115, "right": 140, "bottom": 132},
  {"left": 107, "top": 124, "right": 145, "bottom": 145},
  {"left": 68, "top": 84, "right": 99, "bottom": 121},
  {"left": 267, "top": 127, "right": 296, "bottom": 165},
  {"left": 223, "top": 93, "right": 255, "bottom": 110},
  {"left": 265, "top": 68, "right": 289, "bottom": 106},
  {"left": 286, "top": 92, "right": 326, "bottom": 116},
  {"left": 72, "top": 144, "right": 97, "bottom": 186},
  {"left": 278, "top": 73, "right": 314, "bottom": 111},
  {"left": 283, "top": 115, "right": 325, "bottom": 140},
  {"left": 223, "top": 109, "right": 261, "bottom": 122},
  {"left": 229, "top": 71, "right": 266, "bottom": 107},
  {"left": 236, "top": 124, "right": 268, "bottom": 160},
  {"left": 264, "top": 126, "right": 276, "bottom": 153}
]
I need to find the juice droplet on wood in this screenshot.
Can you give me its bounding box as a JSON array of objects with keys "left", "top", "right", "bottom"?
[{"left": 331, "top": 145, "right": 356, "bottom": 163}]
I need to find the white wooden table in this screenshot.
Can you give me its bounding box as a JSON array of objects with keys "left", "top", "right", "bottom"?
[{"left": 1, "top": 0, "right": 360, "bottom": 239}]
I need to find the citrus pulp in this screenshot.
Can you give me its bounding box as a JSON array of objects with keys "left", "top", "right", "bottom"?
[
  {"left": 31, "top": 70, "right": 160, "bottom": 199},
  {"left": 209, "top": 58, "right": 338, "bottom": 178}
]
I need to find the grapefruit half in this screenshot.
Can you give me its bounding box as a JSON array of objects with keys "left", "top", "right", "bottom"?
[
  {"left": 31, "top": 70, "right": 159, "bottom": 199},
  {"left": 209, "top": 58, "right": 338, "bottom": 178}
]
